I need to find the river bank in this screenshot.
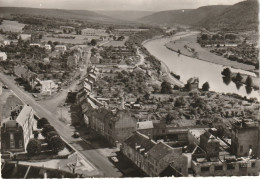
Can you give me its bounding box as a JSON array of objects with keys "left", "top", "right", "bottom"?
[
  {"left": 143, "top": 31, "right": 260, "bottom": 100},
  {"left": 141, "top": 34, "right": 185, "bottom": 87},
  {"left": 165, "top": 33, "right": 256, "bottom": 73}
]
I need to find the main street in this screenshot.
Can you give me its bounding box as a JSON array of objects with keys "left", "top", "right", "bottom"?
[{"left": 0, "top": 72, "right": 123, "bottom": 177}]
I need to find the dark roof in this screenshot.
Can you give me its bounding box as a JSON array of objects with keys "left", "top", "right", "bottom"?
[
  {"left": 147, "top": 142, "right": 173, "bottom": 160},
  {"left": 124, "top": 131, "right": 156, "bottom": 153},
  {"left": 159, "top": 164, "right": 184, "bottom": 177}
]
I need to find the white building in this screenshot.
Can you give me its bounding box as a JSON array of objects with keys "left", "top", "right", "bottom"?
[
  {"left": 44, "top": 44, "right": 52, "bottom": 50},
  {"left": 34, "top": 79, "right": 58, "bottom": 95},
  {"left": 19, "top": 34, "right": 31, "bottom": 41},
  {"left": 0, "top": 52, "right": 7, "bottom": 61},
  {"left": 55, "top": 45, "right": 67, "bottom": 52},
  {"left": 29, "top": 43, "right": 41, "bottom": 47}
]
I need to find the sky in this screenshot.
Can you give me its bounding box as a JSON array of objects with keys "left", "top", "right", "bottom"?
[{"left": 0, "top": 0, "right": 246, "bottom": 11}]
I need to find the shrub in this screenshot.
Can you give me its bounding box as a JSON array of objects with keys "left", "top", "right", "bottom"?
[
  {"left": 37, "top": 118, "right": 49, "bottom": 129},
  {"left": 245, "top": 75, "right": 253, "bottom": 87},
  {"left": 174, "top": 97, "right": 186, "bottom": 107},
  {"left": 161, "top": 81, "right": 172, "bottom": 94},
  {"left": 42, "top": 124, "right": 56, "bottom": 137},
  {"left": 26, "top": 139, "right": 41, "bottom": 156},
  {"left": 33, "top": 131, "right": 39, "bottom": 139},
  {"left": 49, "top": 136, "right": 65, "bottom": 154},
  {"left": 46, "top": 131, "right": 58, "bottom": 142}
]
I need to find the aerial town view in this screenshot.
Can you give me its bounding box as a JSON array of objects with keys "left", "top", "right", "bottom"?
[{"left": 0, "top": 0, "right": 259, "bottom": 178}]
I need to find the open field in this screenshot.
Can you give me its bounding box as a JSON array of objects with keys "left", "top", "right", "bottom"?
[
  {"left": 0, "top": 20, "right": 25, "bottom": 32},
  {"left": 103, "top": 36, "right": 129, "bottom": 47},
  {"left": 165, "top": 34, "right": 255, "bottom": 72},
  {"left": 41, "top": 34, "right": 101, "bottom": 44}
]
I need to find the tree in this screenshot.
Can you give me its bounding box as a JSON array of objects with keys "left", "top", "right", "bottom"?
[
  {"left": 174, "top": 97, "right": 186, "bottom": 107},
  {"left": 234, "top": 73, "right": 243, "bottom": 83},
  {"left": 46, "top": 131, "right": 58, "bottom": 142},
  {"left": 221, "top": 68, "right": 231, "bottom": 78},
  {"left": 202, "top": 82, "right": 210, "bottom": 91},
  {"left": 165, "top": 112, "right": 177, "bottom": 124},
  {"left": 42, "top": 124, "right": 55, "bottom": 137},
  {"left": 37, "top": 118, "right": 49, "bottom": 129},
  {"left": 26, "top": 139, "right": 41, "bottom": 156},
  {"left": 49, "top": 136, "right": 65, "bottom": 153},
  {"left": 161, "top": 81, "right": 172, "bottom": 94},
  {"left": 245, "top": 75, "right": 253, "bottom": 87},
  {"left": 90, "top": 39, "right": 97, "bottom": 46},
  {"left": 33, "top": 131, "right": 39, "bottom": 139}
]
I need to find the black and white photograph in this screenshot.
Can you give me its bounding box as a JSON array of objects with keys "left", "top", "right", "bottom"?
[{"left": 0, "top": 0, "right": 259, "bottom": 178}]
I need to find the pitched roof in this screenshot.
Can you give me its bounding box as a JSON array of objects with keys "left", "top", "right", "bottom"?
[
  {"left": 159, "top": 164, "right": 184, "bottom": 177},
  {"left": 147, "top": 142, "right": 173, "bottom": 161},
  {"left": 124, "top": 131, "right": 156, "bottom": 153},
  {"left": 16, "top": 105, "right": 34, "bottom": 126}
]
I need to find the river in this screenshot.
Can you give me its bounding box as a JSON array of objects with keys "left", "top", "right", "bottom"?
[{"left": 144, "top": 32, "right": 260, "bottom": 100}]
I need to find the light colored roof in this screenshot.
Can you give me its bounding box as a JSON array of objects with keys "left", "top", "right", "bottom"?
[
  {"left": 137, "top": 121, "right": 154, "bottom": 130},
  {"left": 189, "top": 128, "right": 207, "bottom": 141},
  {"left": 16, "top": 105, "right": 34, "bottom": 126}
]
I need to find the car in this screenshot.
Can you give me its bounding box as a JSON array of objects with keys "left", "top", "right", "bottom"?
[
  {"left": 3, "top": 85, "right": 8, "bottom": 89},
  {"left": 111, "top": 156, "right": 119, "bottom": 163},
  {"left": 73, "top": 132, "right": 80, "bottom": 138},
  {"left": 32, "top": 94, "right": 38, "bottom": 98}
]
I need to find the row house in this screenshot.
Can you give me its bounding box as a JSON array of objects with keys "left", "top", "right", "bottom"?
[
  {"left": 13, "top": 65, "right": 37, "bottom": 89},
  {"left": 121, "top": 131, "right": 189, "bottom": 177},
  {"left": 1, "top": 105, "right": 36, "bottom": 153},
  {"left": 87, "top": 108, "right": 137, "bottom": 146}
]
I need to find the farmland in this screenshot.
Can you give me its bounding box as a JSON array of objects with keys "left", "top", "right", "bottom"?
[{"left": 0, "top": 20, "right": 25, "bottom": 32}]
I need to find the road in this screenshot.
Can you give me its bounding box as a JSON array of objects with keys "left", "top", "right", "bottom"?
[{"left": 0, "top": 73, "right": 123, "bottom": 177}]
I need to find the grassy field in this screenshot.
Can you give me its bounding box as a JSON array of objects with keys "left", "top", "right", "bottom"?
[
  {"left": 0, "top": 20, "right": 25, "bottom": 32},
  {"left": 165, "top": 34, "right": 255, "bottom": 71},
  {"left": 41, "top": 34, "right": 98, "bottom": 44},
  {"left": 103, "top": 36, "right": 129, "bottom": 47}
]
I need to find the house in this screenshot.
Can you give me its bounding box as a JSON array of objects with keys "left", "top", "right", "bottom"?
[
  {"left": 1, "top": 105, "right": 36, "bottom": 153},
  {"left": 43, "top": 57, "right": 50, "bottom": 65},
  {"left": 87, "top": 108, "right": 137, "bottom": 146},
  {"left": 34, "top": 79, "right": 58, "bottom": 95},
  {"left": 67, "top": 55, "right": 78, "bottom": 68},
  {"left": 90, "top": 55, "right": 101, "bottom": 64},
  {"left": 137, "top": 121, "right": 154, "bottom": 138},
  {"left": 14, "top": 65, "right": 37, "bottom": 89},
  {"left": 231, "top": 119, "right": 259, "bottom": 158},
  {"left": 0, "top": 52, "right": 7, "bottom": 61},
  {"left": 187, "top": 77, "right": 199, "bottom": 90},
  {"left": 55, "top": 45, "right": 67, "bottom": 52},
  {"left": 121, "top": 131, "right": 189, "bottom": 177},
  {"left": 19, "top": 34, "right": 31, "bottom": 41},
  {"left": 44, "top": 44, "right": 52, "bottom": 50},
  {"left": 190, "top": 127, "right": 260, "bottom": 176},
  {"left": 3, "top": 40, "right": 18, "bottom": 46},
  {"left": 29, "top": 43, "right": 41, "bottom": 47}
]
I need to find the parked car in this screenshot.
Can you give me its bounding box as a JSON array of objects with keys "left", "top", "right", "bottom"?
[
  {"left": 3, "top": 85, "right": 8, "bottom": 89},
  {"left": 111, "top": 156, "right": 119, "bottom": 163},
  {"left": 32, "top": 94, "right": 38, "bottom": 98},
  {"left": 73, "top": 132, "right": 80, "bottom": 138}
]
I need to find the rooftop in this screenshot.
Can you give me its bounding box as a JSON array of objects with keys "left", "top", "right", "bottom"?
[{"left": 124, "top": 131, "right": 156, "bottom": 154}]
